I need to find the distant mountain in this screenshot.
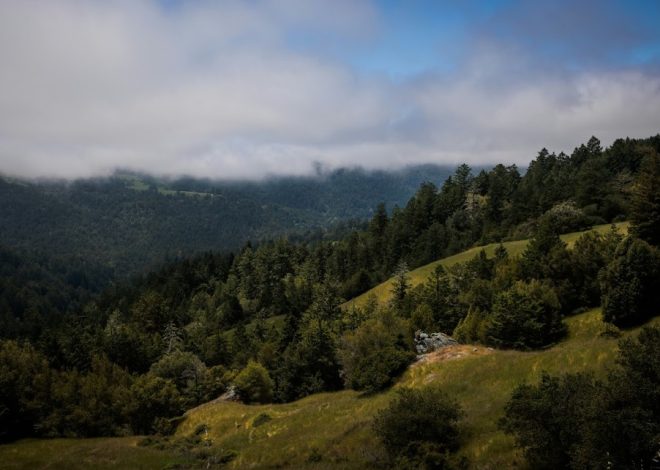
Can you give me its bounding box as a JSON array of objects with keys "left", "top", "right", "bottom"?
[{"left": 0, "top": 165, "right": 453, "bottom": 277}]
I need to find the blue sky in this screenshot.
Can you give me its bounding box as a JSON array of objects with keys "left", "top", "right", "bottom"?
[
  {"left": 294, "top": 0, "right": 660, "bottom": 77},
  {"left": 0, "top": 0, "right": 659, "bottom": 179}
]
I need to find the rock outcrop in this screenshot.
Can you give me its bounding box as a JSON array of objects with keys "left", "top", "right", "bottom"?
[
  {"left": 414, "top": 330, "right": 458, "bottom": 354},
  {"left": 217, "top": 385, "right": 241, "bottom": 402}
]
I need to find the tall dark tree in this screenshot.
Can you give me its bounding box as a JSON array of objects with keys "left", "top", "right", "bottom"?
[
  {"left": 630, "top": 148, "right": 660, "bottom": 246},
  {"left": 601, "top": 237, "right": 660, "bottom": 327},
  {"left": 0, "top": 341, "right": 52, "bottom": 441},
  {"left": 486, "top": 280, "right": 566, "bottom": 349},
  {"left": 390, "top": 261, "right": 412, "bottom": 314},
  {"left": 500, "top": 373, "right": 601, "bottom": 470}
]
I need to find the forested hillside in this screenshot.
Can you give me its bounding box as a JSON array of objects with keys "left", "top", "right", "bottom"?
[
  {"left": 0, "top": 165, "right": 453, "bottom": 278},
  {"left": 1, "top": 134, "right": 659, "bottom": 469}
]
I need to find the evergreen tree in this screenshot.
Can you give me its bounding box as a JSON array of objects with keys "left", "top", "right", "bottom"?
[
  {"left": 601, "top": 237, "right": 660, "bottom": 327},
  {"left": 126, "top": 374, "right": 182, "bottom": 435},
  {"left": 0, "top": 340, "right": 52, "bottom": 440},
  {"left": 630, "top": 148, "right": 660, "bottom": 246},
  {"left": 500, "top": 373, "right": 601, "bottom": 470},
  {"left": 502, "top": 326, "right": 660, "bottom": 469},
  {"left": 162, "top": 321, "right": 183, "bottom": 355},
  {"left": 486, "top": 280, "right": 565, "bottom": 349},
  {"left": 390, "top": 261, "right": 411, "bottom": 313},
  {"left": 369, "top": 202, "right": 389, "bottom": 239}
]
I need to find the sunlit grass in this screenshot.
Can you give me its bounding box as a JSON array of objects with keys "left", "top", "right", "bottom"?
[
  {"left": 401, "top": 309, "right": 645, "bottom": 467},
  {"left": 171, "top": 307, "right": 653, "bottom": 469}
]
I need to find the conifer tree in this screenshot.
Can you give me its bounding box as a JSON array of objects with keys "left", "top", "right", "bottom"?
[{"left": 630, "top": 149, "right": 660, "bottom": 246}]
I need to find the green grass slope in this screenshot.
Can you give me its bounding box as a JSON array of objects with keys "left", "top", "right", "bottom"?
[
  {"left": 1, "top": 308, "right": 655, "bottom": 469},
  {"left": 0, "top": 437, "right": 191, "bottom": 469},
  {"left": 171, "top": 308, "right": 657, "bottom": 469},
  {"left": 345, "top": 222, "right": 629, "bottom": 309}
]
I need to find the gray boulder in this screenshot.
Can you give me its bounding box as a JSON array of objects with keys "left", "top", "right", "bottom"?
[{"left": 414, "top": 330, "right": 458, "bottom": 354}]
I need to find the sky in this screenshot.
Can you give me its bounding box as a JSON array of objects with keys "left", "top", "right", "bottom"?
[{"left": 1, "top": 0, "right": 659, "bottom": 179}]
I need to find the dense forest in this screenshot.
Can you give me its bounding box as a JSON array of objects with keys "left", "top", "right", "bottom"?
[
  {"left": 0, "top": 165, "right": 453, "bottom": 277},
  {"left": 1, "top": 135, "right": 659, "bottom": 468}
]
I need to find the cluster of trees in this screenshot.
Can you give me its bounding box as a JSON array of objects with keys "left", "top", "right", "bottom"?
[
  {"left": 0, "top": 338, "right": 233, "bottom": 439},
  {"left": 414, "top": 223, "right": 621, "bottom": 349},
  {"left": 403, "top": 214, "right": 658, "bottom": 350},
  {"left": 501, "top": 326, "right": 660, "bottom": 469},
  {"left": 496, "top": 146, "right": 660, "bottom": 469},
  {"left": 0, "top": 246, "right": 112, "bottom": 340},
  {"left": 1, "top": 135, "right": 659, "bottom": 443}
]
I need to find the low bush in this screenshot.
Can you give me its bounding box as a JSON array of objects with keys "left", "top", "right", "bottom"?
[{"left": 373, "top": 386, "right": 466, "bottom": 469}]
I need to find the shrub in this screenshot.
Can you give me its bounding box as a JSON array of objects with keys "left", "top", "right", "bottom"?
[
  {"left": 126, "top": 374, "right": 182, "bottom": 435},
  {"left": 338, "top": 310, "right": 414, "bottom": 393},
  {"left": 539, "top": 201, "right": 591, "bottom": 234},
  {"left": 233, "top": 361, "right": 273, "bottom": 404},
  {"left": 373, "top": 387, "right": 465, "bottom": 468}
]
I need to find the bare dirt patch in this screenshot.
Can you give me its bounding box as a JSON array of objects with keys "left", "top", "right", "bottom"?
[{"left": 413, "top": 344, "right": 494, "bottom": 366}]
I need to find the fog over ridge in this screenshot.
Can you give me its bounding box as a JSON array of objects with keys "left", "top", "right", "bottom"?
[{"left": 1, "top": 0, "right": 659, "bottom": 180}]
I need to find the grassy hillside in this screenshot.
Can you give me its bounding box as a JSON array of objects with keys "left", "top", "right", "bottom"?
[
  {"left": 0, "top": 437, "right": 191, "bottom": 469},
  {"left": 171, "top": 308, "right": 658, "bottom": 469},
  {"left": 4, "top": 307, "right": 655, "bottom": 469},
  {"left": 345, "top": 222, "right": 629, "bottom": 309},
  {"left": 0, "top": 223, "right": 643, "bottom": 469}
]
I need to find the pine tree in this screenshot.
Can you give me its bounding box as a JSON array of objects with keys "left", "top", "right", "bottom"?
[
  {"left": 630, "top": 149, "right": 660, "bottom": 246},
  {"left": 601, "top": 237, "right": 660, "bottom": 327},
  {"left": 390, "top": 262, "right": 411, "bottom": 307}
]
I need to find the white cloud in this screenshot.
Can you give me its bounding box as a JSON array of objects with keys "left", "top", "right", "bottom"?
[{"left": 0, "top": 0, "right": 659, "bottom": 179}]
